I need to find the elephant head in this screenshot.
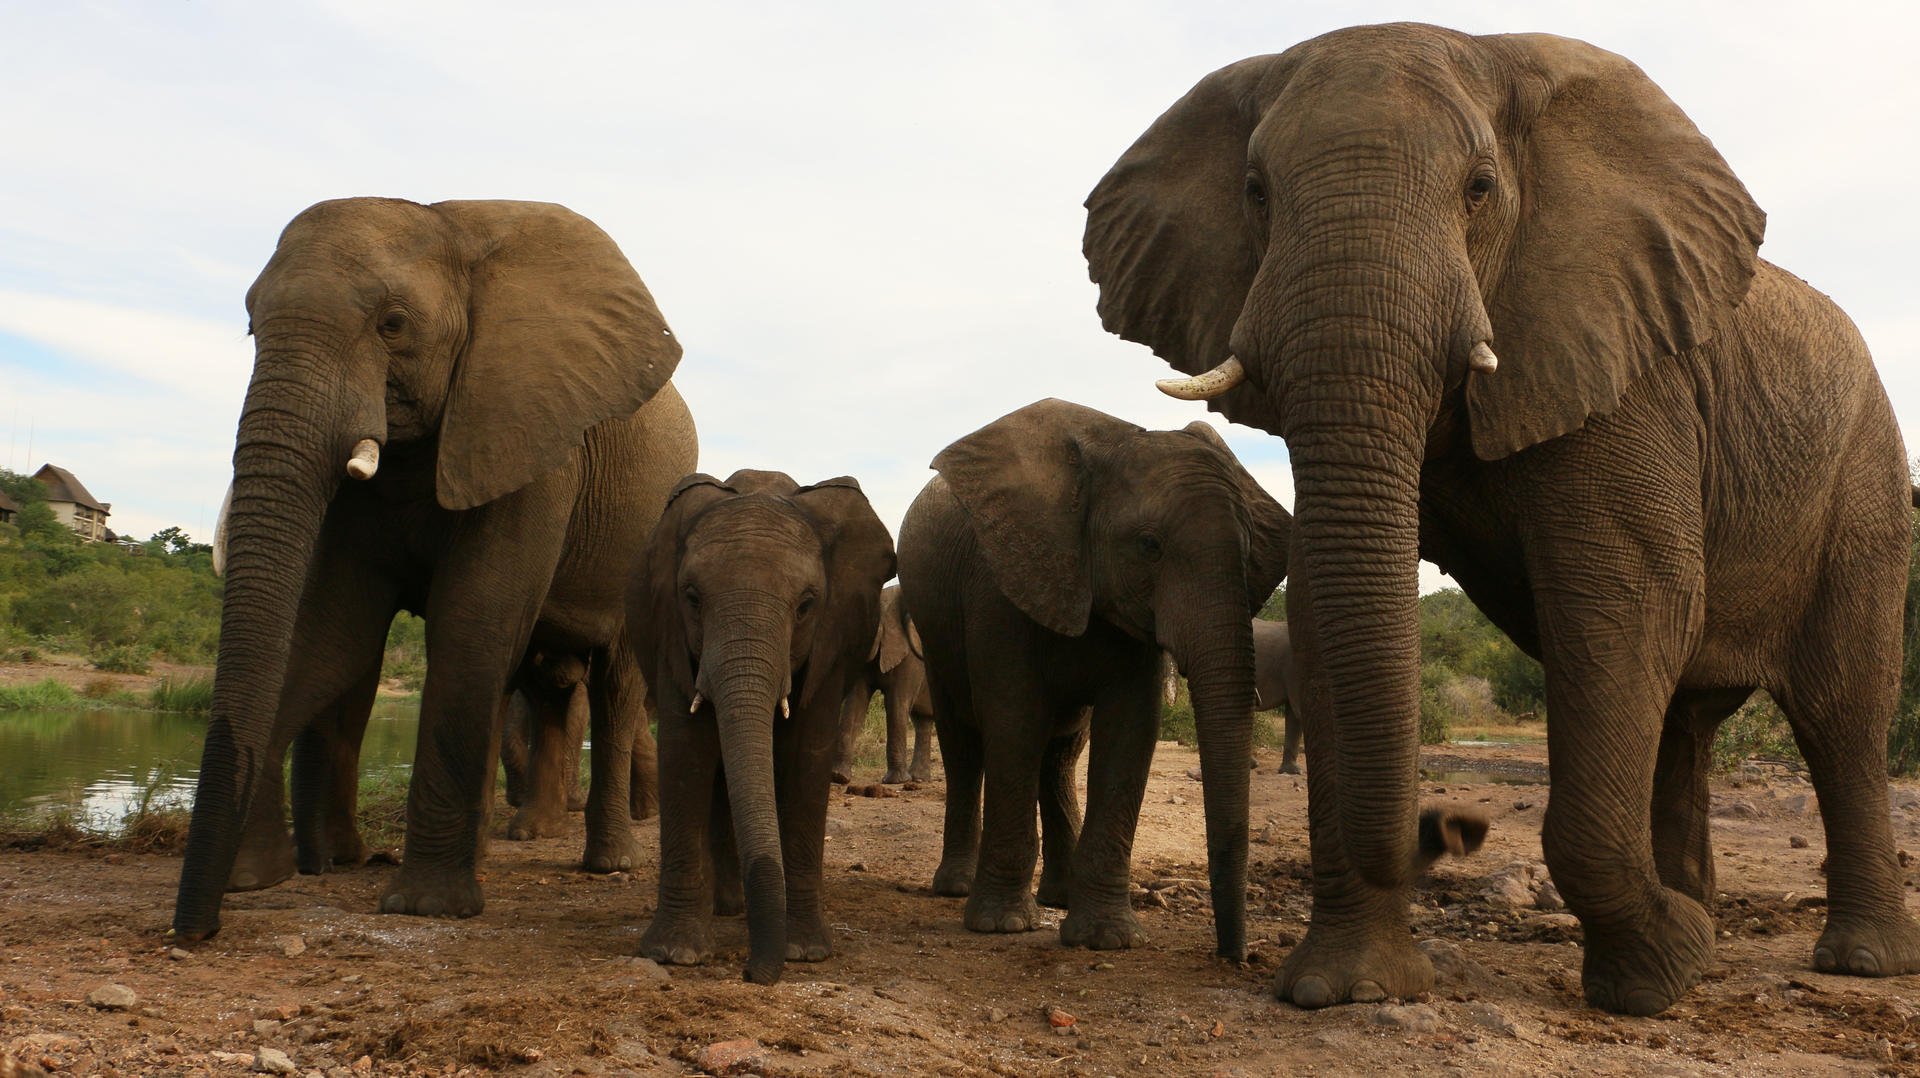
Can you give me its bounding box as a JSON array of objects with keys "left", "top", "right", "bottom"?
[
  {"left": 174, "top": 198, "right": 680, "bottom": 939},
  {"left": 934, "top": 398, "right": 1290, "bottom": 958},
  {"left": 632, "top": 470, "right": 895, "bottom": 983},
  {"left": 1084, "top": 25, "right": 1763, "bottom": 887}
]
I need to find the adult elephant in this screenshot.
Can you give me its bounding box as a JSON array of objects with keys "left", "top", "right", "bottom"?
[
  {"left": 898, "top": 400, "right": 1296, "bottom": 958},
  {"left": 173, "top": 197, "right": 697, "bottom": 941},
  {"left": 633, "top": 470, "right": 895, "bottom": 985},
  {"left": 1253, "top": 619, "right": 1303, "bottom": 775},
  {"left": 832, "top": 584, "right": 936, "bottom": 785},
  {"left": 1084, "top": 23, "right": 1919, "bottom": 1014}
]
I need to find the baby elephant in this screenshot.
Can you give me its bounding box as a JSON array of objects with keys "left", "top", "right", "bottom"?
[
  {"left": 899, "top": 399, "right": 1291, "bottom": 960},
  {"left": 833, "top": 584, "right": 936, "bottom": 785},
  {"left": 631, "top": 470, "right": 895, "bottom": 984}
]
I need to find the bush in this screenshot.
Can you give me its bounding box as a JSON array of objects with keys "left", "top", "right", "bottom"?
[
  {"left": 1712, "top": 693, "right": 1800, "bottom": 771},
  {"left": 90, "top": 644, "right": 152, "bottom": 674},
  {"left": 0, "top": 679, "right": 82, "bottom": 711},
  {"left": 150, "top": 675, "right": 214, "bottom": 714},
  {"left": 1416, "top": 664, "right": 1457, "bottom": 745}
]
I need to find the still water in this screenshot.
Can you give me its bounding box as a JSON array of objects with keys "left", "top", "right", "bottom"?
[{"left": 0, "top": 699, "right": 423, "bottom": 826}]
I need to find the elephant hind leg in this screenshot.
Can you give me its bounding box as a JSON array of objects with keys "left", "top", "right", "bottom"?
[
  {"left": 1775, "top": 564, "right": 1920, "bottom": 979},
  {"left": 931, "top": 706, "right": 984, "bottom": 899},
  {"left": 1036, "top": 719, "right": 1088, "bottom": 909},
  {"left": 1649, "top": 687, "right": 1751, "bottom": 905}
]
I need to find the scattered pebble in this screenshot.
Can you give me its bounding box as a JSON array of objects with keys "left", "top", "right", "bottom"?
[
  {"left": 274, "top": 935, "right": 306, "bottom": 959},
  {"left": 167, "top": 947, "right": 192, "bottom": 961},
  {"left": 1048, "top": 1007, "right": 1077, "bottom": 1031},
  {"left": 87, "top": 983, "right": 137, "bottom": 1010},
  {"left": 695, "top": 1038, "right": 766, "bottom": 1075},
  {"left": 1371, "top": 1003, "right": 1442, "bottom": 1033},
  {"left": 1534, "top": 880, "right": 1565, "bottom": 911},
  {"left": 985, "top": 1007, "right": 1008, "bottom": 1024},
  {"left": 253, "top": 1047, "right": 297, "bottom": 1074},
  {"left": 1512, "top": 800, "right": 1533, "bottom": 811},
  {"left": 1790, "top": 835, "right": 1809, "bottom": 849},
  {"left": 1462, "top": 1001, "right": 1519, "bottom": 1036}
]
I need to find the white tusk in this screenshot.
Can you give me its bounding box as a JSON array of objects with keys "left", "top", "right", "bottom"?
[
  {"left": 1468, "top": 341, "right": 1498, "bottom": 373},
  {"left": 346, "top": 438, "right": 381, "bottom": 480},
  {"left": 1155, "top": 356, "right": 1246, "bottom": 401},
  {"left": 778, "top": 696, "right": 790, "bottom": 720},
  {"left": 689, "top": 691, "right": 704, "bottom": 714}
]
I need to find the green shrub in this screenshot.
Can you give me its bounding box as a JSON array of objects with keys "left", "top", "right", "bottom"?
[
  {"left": 1711, "top": 693, "right": 1800, "bottom": 772},
  {"left": 90, "top": 644, "right": 153, "bottom": 674},
  {"left": 0, "top": 679, "right": 82, "bottom": 711}
]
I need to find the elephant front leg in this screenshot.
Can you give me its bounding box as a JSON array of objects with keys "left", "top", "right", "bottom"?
[
  {"left": 642, "top": 706, "right": 721, "bottom": 966},
  {"left": 1061, "top": 688, "right": 1152, "bottom": 950},
  {"left": 832, "top": 679, "right": 871, "bottom": 785},
  {"left": 228, "top": 761, "right": 297, "bottom": 892},
  {"left": 506, "top": 687, "right": 575, "bottom": 841},
  {"left": 881, "top": 674, "right": 920, "bottom": 784},
  {"left": 1278, "top": 708, "right": 1302, "bottom": 774},
  {"left": 776, "top": 711, "right": 837, "bottom": 963}
]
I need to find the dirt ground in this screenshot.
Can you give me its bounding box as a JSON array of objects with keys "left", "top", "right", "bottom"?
[
  {"left": 0, "top": 655, "right": 210, "bottom": 695},
  {"left": 5, "top": 739, "right": 1920, "bottom": 1077}
]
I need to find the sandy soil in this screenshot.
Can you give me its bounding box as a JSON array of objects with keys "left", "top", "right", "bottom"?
[
  {"left": 4, "top": 739, "right": 1920, "bottom": 1077},
  {"left": 0, "top": 655, "right": 211, "bottom": 695}
]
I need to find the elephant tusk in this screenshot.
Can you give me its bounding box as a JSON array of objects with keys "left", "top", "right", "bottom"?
[
  {"left": 1468, "top": 341, "right": 1499, "bottom": 374},
  {"left": 689, "top": 691, "right": 704, "bottom": 714},
  {"left": 778, "top": 696, "right": 790, "bottom": 720},
  {"left": 346, "top": 438, "right": 381, "bottom": 480},
  {"left": 1155, "top": 356, "right": 1245, "bottom": 401}
]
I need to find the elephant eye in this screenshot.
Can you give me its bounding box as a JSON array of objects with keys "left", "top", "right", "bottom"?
[
  {"left": 1243, "top": 172, "right": 1268, "bottom": 209},
  {"left": 1137, "top": 533, "right": 1163, "bottom": 562},
  {"left": 1465, "top": 171, "right": 1496, "bottom": 211},
  {"left": 796, "top": 593, "right": 818, "bottom": 618},
  {"left": 377, "top": 310, "right": 408, "bottom": 338},
  {"left": 683, "top": 587, "right": 701, "bottom": 611}
]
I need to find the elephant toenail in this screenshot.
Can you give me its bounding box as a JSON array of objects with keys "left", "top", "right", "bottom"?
[
  {"left": 1623, "top": 988, "right": 1671, "bottom": 1016},
  {"left": 1850, "top": 947, "right": 1882, "bottom": 975},
  {"left": 1287, "top": 974, "right": 1334, "bottom": 1008},
  {"left": 380, "top": 894, "right": 406, "bottom": 914},
  {"left": 1813, "top": 946, "right": 1838, "bottom": 971},
  {"left": 1350, "top": 979, "right": 1386, "bottom": 1003}
]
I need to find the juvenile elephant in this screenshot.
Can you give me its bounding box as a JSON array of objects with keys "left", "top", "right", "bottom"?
[
  {"left": 173, "top": 198, "right": 697, "bottom": 942},
  {"left": 633, "top": 470, "right": 895, "bottom": 984},
  {"left": 897, "top": 399, "right": 1291, "bottom": 958},
  {"left": 1085, "top": 23, "right": 1920, "bottom": 1012},
  {"left": 833, "top": 585, "right": 936, "bottom": 785}
]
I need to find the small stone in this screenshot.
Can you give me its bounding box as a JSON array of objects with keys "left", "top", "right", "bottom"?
[
  {"left": 1789, "top": 835, "right": 1809, "bottom": 849},
  {"left": 351, "top": 1057, "right": 373, "bottom": 1075},
  {"left": 1048, "top": 1007, "right": 1077, "bottom": 1029},
  {"left": 1531, "top": 913, "right": 1581, "bottom": 932},
  {"left": 1257, "top": 818, "right": 1285, "bottom": 845},
  {"left": 1371, "top": 1003, "right": 1443, "bottom": 1033},
  {"left": 1168, "top": 795, "right": 1187, "bottom": 806},
  {"left": 1480, "top": 871, "right": 1535, "bottom": 908},
  {"left": 88, "top": 983, "right": 137, "bottom": 1010},
  {"left": 1782, "top": 794, "right": 1814, "bottom": 817},
  {"left": 254, "top": 1047, "right": 298, "bottom": 1074},
  {"left": 1534, "top": 880, "right": 1565, "bottom": 910},
  {"left": 167, "top": 947, "right": 192, "bottom": 961},
  {"left": 628, "top": 957, "right": 671, "bottom": 981},
  {"left": 274, "top": 935, "right": 306, "bottom": 958},
  {"left": 848, "top": 862, "right": 868, "bottom": 872},
  {"left": 1711, "top": 798, "right": 1760, "bottom": 820},
  {"left": 516, "top": 1048, "right": 544, "bottom": 1063},
  {"left": 1512, "top": 800, "right": 1533, "bottom": 811},
  {"left": 695, "top": 1038, "right": 766, "bottom": 1075},
  {"left": 985, "top": 1007, "right": 1009, "bottom": 1024},
  {"left": 1417, "top": 938, "right": 1492, "bottom": 990},
  {"left": 252, "top": 1019, "right": 282, "bottom": 1036},
  {"left": 1462, "top": 1002, "right": 1518, "bottom": 1036}
]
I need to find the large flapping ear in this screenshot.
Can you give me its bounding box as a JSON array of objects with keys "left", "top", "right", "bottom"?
[
  {"left": 1083, "top": 53, "right": 1300, "bottom": 433},
  {"left": 628, "top": 473, "right": 734, "bottom": 696},
  {"left": 431, "top": 200, "right": 683, "bottom": 510},
  {"left": 1182, "top": 421, "right": 1291, "bottom": 614},
  {"left": 1467, "top": 33, "right": 1765, "bottom": 459},
  {"left": 873, "top": 585, "right": 913, "bottom": 674},
  {"left": 932, "top": 399, "right": 1139, "bottom": 637},
  {"left": 791, "top": 477, "right": 898, "bottom": 707}
]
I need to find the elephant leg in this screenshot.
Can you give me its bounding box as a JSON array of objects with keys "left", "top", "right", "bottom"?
[
  {"left": 629, "top": 687, "right": 658, "bottom": 820},
  {"left": 1650, "top": 688, "right": 1749, "bottom": 904},
  {"left": 642, "top": 699, "right": 720, "bottom": 965},
  {"left": 881, "top": 679, "right": 918, "bottom": 785},
  {"left": 776, "top": 701, "right": 838, "bottom": 962},
  {"left": 930, "top": 692, "right": 984, "bottom": 898},
  {"left": 1778, "top": 570, "right": 1920, "bottom": 980},
  {"left": 564, "top": 684, "right": 589, "bottom": 812},
  {"left": 291, "top": 663, "right": 382, "bottom": 872},
  {"left": 833, "top": 678, "right": 871, "bottom": 785},
  {"left": 964, "top": 675, "right": 1052, "bottom": 934},
  {"left": 1035, "top": 719, "right": 1087, "bottom": 909},
  {"left": 499, "top": 692, "right": 533, "bottom": 809},
  {"left": 1061, "top": 669, "right": 1158, "bottom": 950},
  {"left": 709, "top": 774, "right": 743, "bottom": 916},
  {"left": 909, "top": 714, "right": 936, "bottom": 784},
  {"left": 507, "top": 683, "right": 575, "bottom": 841},
  {"left": 1279, "top": 707, "right": 1302, "bottom": 774},
  {"left": 582, "top": 643, "right": 642, "bottom": 873}
]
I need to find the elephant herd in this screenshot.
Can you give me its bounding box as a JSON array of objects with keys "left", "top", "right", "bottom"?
[{"left": 169, "top": 23, "right": 1920, "bottom": 1018}]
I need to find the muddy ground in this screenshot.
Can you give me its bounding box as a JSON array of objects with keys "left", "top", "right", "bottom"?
[{"left": 5, "top": 739, "right": 1920, "bottom": 1077}]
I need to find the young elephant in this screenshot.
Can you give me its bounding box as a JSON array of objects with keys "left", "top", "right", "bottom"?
[
  {"left": 632, "top": 470, "right": 896, "bottom": 984},
  {"left": 898, "top": 399, "right": 1290, "bottom": 959},
  {"left": 832, "top": 585, "right": 936, "bottom": 785},
  {"left": 1253, "top": 619, "right": 1304, "bottom": 774}
]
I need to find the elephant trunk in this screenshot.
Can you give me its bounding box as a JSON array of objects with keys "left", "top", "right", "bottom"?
[
  {"left": 702, "top": 597, "right": 793, "bottom": 984},
  {"left": 1166, "top": 591, "right": 1257, "bottom": 960},
  {"left": 173, "top": 342, "right": 347, "bottom": 939}
]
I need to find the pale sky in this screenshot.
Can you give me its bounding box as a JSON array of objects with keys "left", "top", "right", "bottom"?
[{"left": 3, "top": 2, "right": 1915, "bottom": 595}]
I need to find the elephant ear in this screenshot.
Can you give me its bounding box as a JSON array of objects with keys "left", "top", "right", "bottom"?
[
  {"left": 932, "top": 399, "right": 1140, "bottom": 637},
  {"left": 1181, "top": 421, "right": 1291, "bottom": 614},
  {"left": 1467, "top": 33, "right": 1766, "bottom": 460},
  {"left": 431, "top": 200, "right": 683, "bottom": 510},
  {"left": 630, "top": 473, "right": 733, "bottom": 697},
  {"left": 1083, "top": 53, "right": 1299, "bottom": 433},
  {"left": 873, "top": 586, "right": 912, "bottom": 674},
  {"left": 793, "top": 477, "right": 898, "bottom": 707}
]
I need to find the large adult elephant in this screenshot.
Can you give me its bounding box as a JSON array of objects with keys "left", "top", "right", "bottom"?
[
  {"left": 898, "top": 400, "right": 1294, "bottom": 958},
  {"left": 1084, "top": 23, "right": 1920, "bottom": 1014},
  {"left": 173, "top": 197, "right": 697, "bottom": 941},
  {"left": 633, "top": 470, "right": 895, "bottom": 985}
]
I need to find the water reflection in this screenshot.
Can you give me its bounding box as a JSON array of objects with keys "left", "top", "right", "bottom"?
[{"left": 0, "top": 698, "right": 423, "bottom": 827}]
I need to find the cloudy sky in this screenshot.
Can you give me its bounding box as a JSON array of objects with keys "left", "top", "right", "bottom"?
[{"left": 2, "top": 1, "right": 1915, "bottom": 594}]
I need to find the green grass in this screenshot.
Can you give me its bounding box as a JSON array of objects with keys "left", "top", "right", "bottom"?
[
  {"left": 0, "top": 679, "right": 86, "bottom": 711},
  {"left": 149, "top": 675, "right": 213, "bottom": 714}
]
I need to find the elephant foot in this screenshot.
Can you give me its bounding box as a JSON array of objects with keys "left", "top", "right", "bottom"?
[
  {"left": 713, "top": 886, "right": 745, "bottom": 918},
  {"left": 786, "top": 913, "right": 833, "bottom": 962},
  {"left": 910, "top": 766, "right": 932, "bottom": 783},
  {"left": 506, "top": 803, "right": 569, "bottom": 842},
  {"left": 582, "top": 826, "right": 641, "bottom": 874},
  {"left": 378, "top": 867, "right": 484, "bottom": 918},
  {"left": 1278, "top": 760, "right": 1302, "bottom": 775},
  {"left": 881, "top": 768, "right": 913, "bottom": 785},
  {"left": 629, "top": 789, "right": 658, "bottom": 822},
  {"left": 567, "top": 789, "right": 589, "bottom": 813},
  {"left": 1061, "top": 904, "right": 1146, "bottom": 950},
  {"left": 331, "top": 829, "right": 371, "bottom": 867},
  {"left": 640, "top": 915, "right": 713, "bottom": 967},
  {"left": 1579, "top": 891, "right": 1714, "bottom": 1015},
  {"left": 1274, "top": 924, "right": 1432, "bottom": 1008},
  {"left": 963, "top": 890, "right": 1040, "bottom": 934},
  {"left": 830, "top": 767, "right": 854, "bottom": 786},
  {"left": 1813, "top": 911, "right": 1920, "bottom": 978},
  {"left": 932, "top": 857, "right": 975, "bottom": 897},
  {"left": 1035, "top": 868, "right": 1071, "bottom": 910},
  {"left": 226, "top": 839, "right": 297, "bottom": 893}
]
